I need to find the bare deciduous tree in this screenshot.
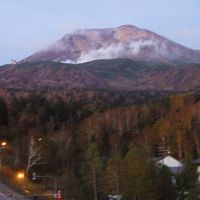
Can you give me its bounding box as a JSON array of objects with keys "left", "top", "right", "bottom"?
[{"left": 26, "top": 136, "right": 44, "bottom": 173}]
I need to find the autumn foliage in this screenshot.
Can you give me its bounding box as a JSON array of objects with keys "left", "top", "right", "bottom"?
[{"left": 0, "top": 92, "right": 200, "bottom": 199}]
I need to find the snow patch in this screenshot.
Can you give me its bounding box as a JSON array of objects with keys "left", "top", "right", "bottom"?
[{"left": 60, "top": 60, "right": 76, "bottom": 64}]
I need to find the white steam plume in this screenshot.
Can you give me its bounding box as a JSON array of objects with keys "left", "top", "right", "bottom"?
[
  {"left": 77, "top": 43, "right": 125, "bottom": 63},
  {"left": 62, "top": 39, "right": 167, "bottom": 64}
]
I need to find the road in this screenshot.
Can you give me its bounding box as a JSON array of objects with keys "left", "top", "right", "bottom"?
[
  {"left": 0, "top": 182, "right": 29, "bottom": 200},
  {"left": 0, "top": 193, "right": 10, "bottom": 200}
]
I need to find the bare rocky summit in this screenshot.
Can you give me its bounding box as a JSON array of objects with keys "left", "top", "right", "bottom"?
[{"left": 21, "top": 25, "right": 200, "bottom": 64}]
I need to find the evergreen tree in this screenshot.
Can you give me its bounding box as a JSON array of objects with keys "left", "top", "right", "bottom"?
[
  {"left": 121, "top": 146, "right": 158, "bottom": 200},
  {"left": 156, "top": 165, "right": 176, "bottom": 200},
  {"left": 0, "top": 98, "right": 8, "bottom": 126},
  {"left": 82, "top": 141, "right": 102, "bottom": 200},
  {"left": 103, "top": 152, "right": 122, "bottom": 196},
  {"left": 177, "top": 154, "right": 198, "bottom": 200}
]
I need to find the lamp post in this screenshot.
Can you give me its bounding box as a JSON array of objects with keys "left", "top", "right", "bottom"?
[
  {"left": 0, "top": 141, "right": 7, "bottom": 169},
  {"left": 16, "top": 171, "right": 25, "bottom": 189}
]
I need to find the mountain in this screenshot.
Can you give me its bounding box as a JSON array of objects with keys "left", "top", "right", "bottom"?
[
  {"left": 1, "top": 59, "right": 200, "bottom": 92},
  {"left": 21, "top": 25, "right": 200, "bottom": 64}
]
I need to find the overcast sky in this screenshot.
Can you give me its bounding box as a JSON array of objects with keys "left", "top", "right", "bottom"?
[{"left": 0, "top": 0, "right": 200, "bottom": 65}]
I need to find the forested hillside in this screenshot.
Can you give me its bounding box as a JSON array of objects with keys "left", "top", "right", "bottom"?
[
  {"left": 0, "top": 91, "right": 200, "bottom": 199},
  {"left": 1, "top": 59, "right": 200, "bottom": 92}
]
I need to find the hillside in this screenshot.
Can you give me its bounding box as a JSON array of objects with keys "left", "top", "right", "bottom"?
[
  {"left": 0, "top": 90, "right": 200, "bottom": 199},
  {"left": 1, "top": 59, "right": 200, "bottom": 92}
]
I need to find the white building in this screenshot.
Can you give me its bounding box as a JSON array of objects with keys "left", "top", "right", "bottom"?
[
  {"left": 193, "top": 158, "right": 200, "bottom": 182},
  {"left": 157, "top": 155, "right": 183, "bottom": 174}
]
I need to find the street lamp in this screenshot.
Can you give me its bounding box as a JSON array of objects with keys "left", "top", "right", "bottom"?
[
  {"left": 1, "top": 142, "right": 7, "bottom": 146},
  {"left": 16, "top": 171, "right": 26, "bottom": 190},
  {"left": 17, "top": 172, "right": 25, "bottom": 179},
  {"left": 0, "top": 141, "right": 7, "bottom": 169}
]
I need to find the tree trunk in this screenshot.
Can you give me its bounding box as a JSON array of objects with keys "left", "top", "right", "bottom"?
[
  {"left": 193, "top": 131, "right": 200, "bottom": 157},
  {"left": 162, "top": 136, "right": 166, "bottom": 156},
  {"left": 177, "top": 133, "right": 183, "bottom": 160},
  {"left": 92, "top": 168, "right": 98, "bottom": 200},
  {"left": 26, "top": 137, "right": 34, "bottom": 173},
  {"left": 115, "top": 168, "right": 120, "bottom": 194},
  {"left": 14, "top": 147, "right": 20, "bottom": 166}
]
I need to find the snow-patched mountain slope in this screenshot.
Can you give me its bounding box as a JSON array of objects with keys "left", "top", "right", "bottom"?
[{"left": 21, "top": 25, "right": 200, "bottom": 64}]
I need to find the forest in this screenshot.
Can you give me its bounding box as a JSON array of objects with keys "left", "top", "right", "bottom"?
[{"left": 0, "top": 91, "right": 200, "bottom": 199}]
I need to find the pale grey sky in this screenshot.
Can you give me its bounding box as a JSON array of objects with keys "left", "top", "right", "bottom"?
[{"left": 0, "top": 0, "right": 200, "bottom": 65}]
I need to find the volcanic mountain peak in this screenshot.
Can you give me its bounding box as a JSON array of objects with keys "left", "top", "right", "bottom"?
[
  {"left": 114, "top": 25, "right": 151, "bottom": 42},
  {"left": 21, "top": 25, "right": 200, "bottom": 64}
]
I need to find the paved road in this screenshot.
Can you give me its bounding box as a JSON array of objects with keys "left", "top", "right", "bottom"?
[
  {"left": 0, "top": 193, "right": 10, "bottom": 200},
  {"left": 0, "top": 182, "right": 29, "bottom": 200}
]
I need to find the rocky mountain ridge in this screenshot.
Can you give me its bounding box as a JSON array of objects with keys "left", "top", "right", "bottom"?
[{"left": 21, "top": 25, "right": 200, "bottom": 64}]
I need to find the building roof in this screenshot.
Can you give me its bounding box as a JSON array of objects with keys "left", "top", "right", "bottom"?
[
  {"left": 157, "top": 156, "right": 183, "bottom": 167},
  {"left": 193, "top": 158, "right": 200, "bottom": 164},
  {"left": 157, "top": 156, "right": 183, "bottom": 173}
]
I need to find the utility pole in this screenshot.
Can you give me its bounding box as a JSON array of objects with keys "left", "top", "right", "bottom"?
[{"left": 0, "top": 142, "right": 7, "bottom": 169}]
